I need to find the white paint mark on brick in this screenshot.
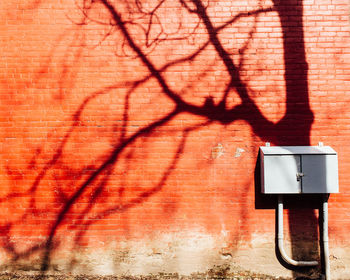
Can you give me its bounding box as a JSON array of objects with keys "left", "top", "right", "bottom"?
[
  {"left": 234, "top": 147, "right": 245, "bottom": 157},
  {"left": 211, "top": 143, "right": 224, "bottom": 159}
]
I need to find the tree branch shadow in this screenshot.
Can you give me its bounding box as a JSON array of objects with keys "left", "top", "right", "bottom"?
[{"left": 0, "top": 0, "right": 316, "bottom": 277}]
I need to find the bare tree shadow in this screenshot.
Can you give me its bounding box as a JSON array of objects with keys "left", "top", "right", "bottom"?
[{"left": 0, "top": 0, "right": 316, "bottom": 277}]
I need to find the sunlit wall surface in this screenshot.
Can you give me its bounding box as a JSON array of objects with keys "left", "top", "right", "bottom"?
[{"left": 0, "top": 0, "right": 349, "bottom": 277}]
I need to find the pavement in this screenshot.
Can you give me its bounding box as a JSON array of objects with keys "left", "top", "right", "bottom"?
[{"left": 0, "top": 272, "right": 316, "bottom": 280}]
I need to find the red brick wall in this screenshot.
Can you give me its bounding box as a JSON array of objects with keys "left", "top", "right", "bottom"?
[{"left": 0, "top": 0, "right": 349, "bottom": 277}]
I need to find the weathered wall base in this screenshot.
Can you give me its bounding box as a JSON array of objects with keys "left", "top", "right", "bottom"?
[{"left": 1, "top": 232, "right": 349, "bottom": 279}]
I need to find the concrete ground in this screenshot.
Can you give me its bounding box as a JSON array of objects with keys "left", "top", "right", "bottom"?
[{"left": 0, "top": 272, "right": 315, "bottom": 280}]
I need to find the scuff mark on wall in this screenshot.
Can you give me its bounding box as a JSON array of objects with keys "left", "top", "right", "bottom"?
[
  {"left": 234, "top": 148, "right": 245, "bottom": 158},
  {"left": 211, "top": 143, "right": 224, "bottom": 159}
]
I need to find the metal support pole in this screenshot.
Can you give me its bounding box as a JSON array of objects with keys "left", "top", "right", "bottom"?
[{"left": 321, "top": 194, "right": 331, "bottom": 279}]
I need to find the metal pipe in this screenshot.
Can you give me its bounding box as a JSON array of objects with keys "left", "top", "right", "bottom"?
[
  {"left": 322, "top": 195, "right": 331, "bottom": 279},
  {"left": 277, "top": 195, "right": 318, "bottom": 267}
]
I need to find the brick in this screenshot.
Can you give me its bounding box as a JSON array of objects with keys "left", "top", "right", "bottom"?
[{"left": 0, "top": 0, "right": 349, "bottom": 276}]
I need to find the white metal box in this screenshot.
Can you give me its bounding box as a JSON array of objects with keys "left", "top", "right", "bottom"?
[{"left": 260, "top": 146, "right": 339, "bottom": 194}]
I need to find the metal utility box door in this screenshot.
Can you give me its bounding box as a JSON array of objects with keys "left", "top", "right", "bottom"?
[{"left": 260, "top": 146, "right": 339, "bottom": 194}]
